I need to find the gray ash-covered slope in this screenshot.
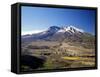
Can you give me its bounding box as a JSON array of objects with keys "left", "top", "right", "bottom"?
[{"left": 22, "top": 26, "right": 94, "bottom": 43}]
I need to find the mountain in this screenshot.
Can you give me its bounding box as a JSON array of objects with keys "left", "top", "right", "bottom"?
[
  {"left": 21, "top": 26, "right": 95, "bottom": 71},
  {"left": 22, "top": 26, "right": 94, "bottom": 43}
]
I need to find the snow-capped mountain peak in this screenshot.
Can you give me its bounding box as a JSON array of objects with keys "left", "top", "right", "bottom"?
[
  {"left": 34, "top": 25, "right": 84, "bottom": 35},
  {"left": 22, "top": 25, "right": 88, "bottom": 43},
  {"left": 22, "top": 25, "right": 84, "bottom": 39},
  {"left": 67, "top": 26, "right": 84, "bottom": 33},
  {"left": 57, "top": 25, "right": 84, "bottom": 33}
]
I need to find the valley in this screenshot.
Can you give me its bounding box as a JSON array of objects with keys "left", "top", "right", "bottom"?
[{"left": 21, "top": 41, "right": 95, "bottom": 71}]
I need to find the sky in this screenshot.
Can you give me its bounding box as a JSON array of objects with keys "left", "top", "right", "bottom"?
[{"left": 21, "top": 6, "right": 96, "bottom": 35}]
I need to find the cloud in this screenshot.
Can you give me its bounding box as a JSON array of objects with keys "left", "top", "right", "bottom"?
[{"left": 22, "top": 30, "right": 45, "bottom": 35}]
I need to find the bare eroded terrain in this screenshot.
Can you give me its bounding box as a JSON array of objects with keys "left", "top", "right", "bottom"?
[{"left": 21, "top": 41, "right": 95, "bottom": 71}]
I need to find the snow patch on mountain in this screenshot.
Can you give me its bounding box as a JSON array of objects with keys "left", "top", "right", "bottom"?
[
  {"left": 67, "top": 26, "right": 84, "bottom": 33},
  {"left": 56, "top": 25, "right": 84, "bottom": 34}
]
